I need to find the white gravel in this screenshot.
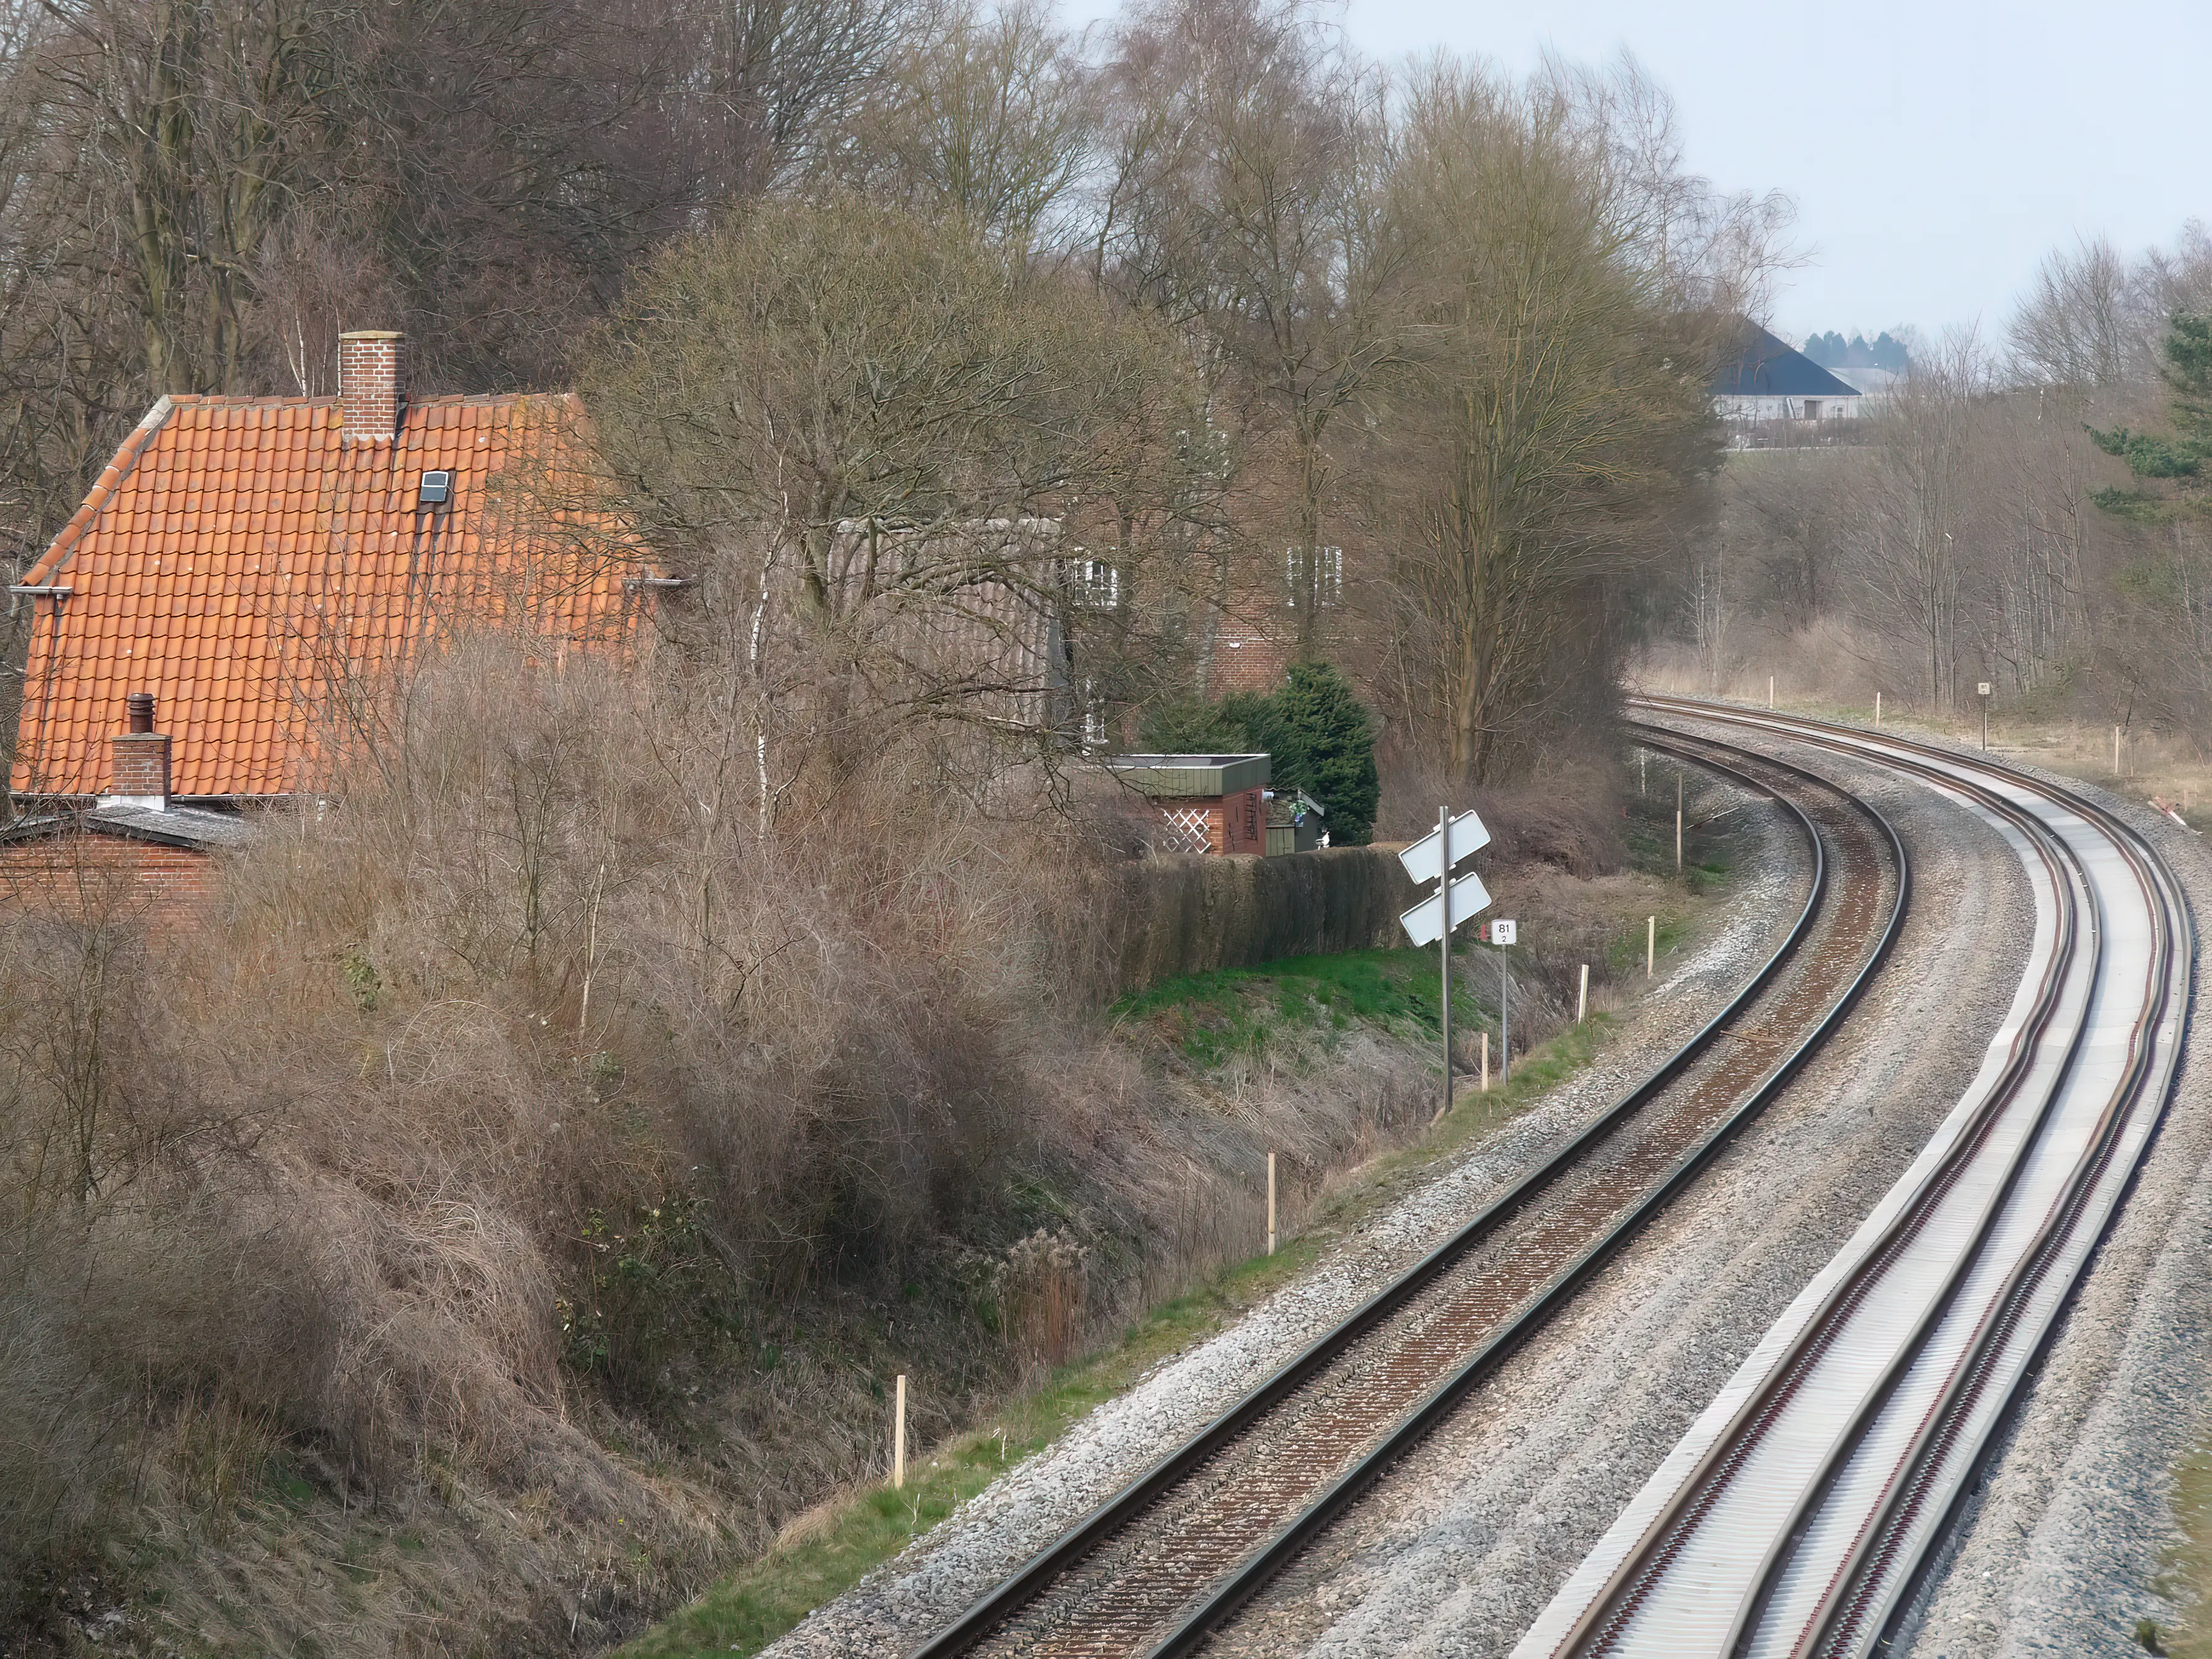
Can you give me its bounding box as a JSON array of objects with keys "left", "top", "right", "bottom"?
[{"left": 761, "top": 772, "right": 1803, "bottom": 1658}]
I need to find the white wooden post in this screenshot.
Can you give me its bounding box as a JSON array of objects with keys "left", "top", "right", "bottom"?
[
  {"left": 1875, "top": 691, "right": 1882, "bottom": 726},
  {"left": 1647, "top": 915, "right": 1655, "bottom": 979},
  {"left": 893, "top": 1374, "right": 907, "bottom": 1489},
  {"left": 1266, "top": 1153, "right": 1277, "bottom": 1255},
  {"left": 1480, "top": 1031, "right": 1489, "bottom": 1093},
  {"left": 1577, "top": 962, "right": 1589, "bottom": 1024}
]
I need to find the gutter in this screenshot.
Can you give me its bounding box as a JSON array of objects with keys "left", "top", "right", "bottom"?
[{"left": 7, "top": 584, "right": 72, "bottom": 617}]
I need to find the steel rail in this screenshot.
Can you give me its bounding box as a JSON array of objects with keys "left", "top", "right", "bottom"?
[
  {"left": 1537, "top": 711, "right": 2085, "bottom": 1659},
  {"left": 911, "top": 734, "right": 1904, "bottom": 1659},
  {"left": 1549, "top": 696, "right": 2191, "bottom": 1659},
  {"left": 1663, "top": 702, "right": 2194, "bottom": 1657}
]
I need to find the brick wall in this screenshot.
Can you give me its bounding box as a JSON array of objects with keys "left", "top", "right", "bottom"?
[
  {"left": 338, "top": 330, "right": 404, "bottom": 442},
  {"left": 1146, "top": 788, "right": 1268, "bottom": 856},
  {"left": 1207, "top": 633, "right": 1289, "bottom": 697},
  {"left": 1219, "top": 786, "right": 1264, "bottom": 854},
  {"left": 110, "top": 732, "right": 171, "bottom": 798},
  {"left": 0, "top": 831, "right": 216, "bottom": 920}
]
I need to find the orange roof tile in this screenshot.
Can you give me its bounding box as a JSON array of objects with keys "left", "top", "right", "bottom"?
[{"left": 13, "top": 391, "right": 646, "bottom": 799}]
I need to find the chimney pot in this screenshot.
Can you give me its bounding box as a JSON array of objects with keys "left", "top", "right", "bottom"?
[
  {"left": 111, "top": 691, "right": 172, "bottom": 808},
  {"left": 338, "top": 329, "right": 406, "bottom": 444}
]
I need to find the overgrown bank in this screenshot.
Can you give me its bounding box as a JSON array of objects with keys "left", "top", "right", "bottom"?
[{"left": 0, "top": 694, "right": 1747, "bottom": 1657}]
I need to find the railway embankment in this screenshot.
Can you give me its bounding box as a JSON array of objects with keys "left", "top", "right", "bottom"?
[{"left": 644, "top": 756, "right": 1800, "bottom": 1658}]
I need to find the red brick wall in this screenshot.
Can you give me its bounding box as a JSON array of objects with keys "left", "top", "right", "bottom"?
[
  {"left": 0, "top": 831, "right": 216, "bottom": 919},
  {"left": 1219, "top": 786, "right": 1264, "bottom": 854},
  {"left": 338, "top": 330, "right": 404, "bottom": 442},
  {"left": 1208, "top": 633, "right": 1289, "bottom": 697},
  {"left": 110, "top": 732, "right": 172, "bottom": 798}
]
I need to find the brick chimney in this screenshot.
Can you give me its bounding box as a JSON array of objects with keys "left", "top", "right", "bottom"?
[
  {"left": 110, "top": 691, "right": 172, "bottom": 808},
  {"left": 338, "top": 329, "right": 405, "bottom": 443}
]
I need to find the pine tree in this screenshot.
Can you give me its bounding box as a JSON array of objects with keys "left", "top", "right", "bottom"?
[
  {"left": 1135, "top": 664, "right": 1381, "bottom": 845},
  {"left": 2089, "top": 312, "right": 2212, "bottom": 519},
  {"left": 1270, "top": 663, "right": 1379, "bottom": 845}
]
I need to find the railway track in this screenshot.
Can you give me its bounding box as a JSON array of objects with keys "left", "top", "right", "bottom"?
[
  {"left": 1513, "top": 698, "right": 2193, "bottom": 1659},
  {"left": 910, "top": 734, "right": 1908, "bottom": 1659}
]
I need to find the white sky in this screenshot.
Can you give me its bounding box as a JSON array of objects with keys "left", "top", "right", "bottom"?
[{"left": 1068, "top": 0, "right": 2212, "bottom": 347}]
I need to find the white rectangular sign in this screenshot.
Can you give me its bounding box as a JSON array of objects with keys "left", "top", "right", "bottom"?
[
  {"left": 1397, "top": 810, "right": 1491, "bottom": 888},
  {"left": 1488, "top": 918, "right": 1517, "bottom": 945},
  {"left": 1399, "top": 869, "right": 1494, "bottom": 948}
]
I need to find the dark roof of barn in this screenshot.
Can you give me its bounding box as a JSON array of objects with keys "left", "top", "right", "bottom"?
[{"left": 1710, "top": 323, "right": 1862, "bottom": 398}]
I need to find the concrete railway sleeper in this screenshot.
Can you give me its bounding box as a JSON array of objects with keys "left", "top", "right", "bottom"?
[
  {"left": 910, "top": 736, "right": 1909, "bottom": 1659},
  {"left": 1517, "top": 699, "right": 2193, "bottom": 1659}
]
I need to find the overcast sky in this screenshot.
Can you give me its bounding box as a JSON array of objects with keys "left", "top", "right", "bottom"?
[
  {"left": 1072, "top": 0, "right": 2211, "bottom": 349},
  {"left": 1353, "top": 0, "right": 2212, "bottom": 344}
]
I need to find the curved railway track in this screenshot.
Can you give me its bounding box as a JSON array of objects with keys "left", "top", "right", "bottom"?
[
  {"left": 910, "top": 734, "right": 1909, "bottom": 1659},
  {"left": 1514, "top": 697, "right": 2194, "bottom": 1659}
]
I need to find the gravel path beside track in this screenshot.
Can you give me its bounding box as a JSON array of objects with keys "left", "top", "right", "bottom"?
[
  {"left": 1885, "top": 757, "right": 2212, "bottom": 1659},
  {"left": 762, "top": 771, "right": 1799, "bottom": 1659},
  {"left": 1196, "top": 737, "right": 2036, "bottom": 1659}
]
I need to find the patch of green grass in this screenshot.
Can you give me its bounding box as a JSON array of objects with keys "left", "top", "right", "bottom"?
[{"left": 1112, "top": 948, "right": 1487, "bottom": 1069}]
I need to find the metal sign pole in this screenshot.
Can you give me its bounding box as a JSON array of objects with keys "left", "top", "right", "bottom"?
[
  {"left": 1500, "top": 939, "right": 1509, "bottom": 1084},
  {"left": 1438, "top": 803, "right": 1451, "bottom": 1121}
]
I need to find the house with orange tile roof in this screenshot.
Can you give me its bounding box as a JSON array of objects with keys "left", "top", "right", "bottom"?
[{"left": 3, "top": 330, "right": 652, "bottom": 907}]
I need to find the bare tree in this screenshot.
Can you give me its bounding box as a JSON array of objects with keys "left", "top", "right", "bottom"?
[
  {"left": 1373, "top": 58, "right": 1724, "bottom": 782},
  {"left": 830, "top": 0, "right": 1096, "bottom": 253},
  {"left": 2008, "top": 235, "right": 2134, "bottom": 389},
  {"left": 1852, "top": 334, "right": 1986, "bottom": 709},
  {"left": 1093, "top": 0, "right": 1401, "bottom": 666}
]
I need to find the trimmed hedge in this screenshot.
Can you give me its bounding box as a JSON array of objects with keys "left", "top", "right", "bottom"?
[{"left": 1110, "top": 846, "right": 1416, "bottom": 994}]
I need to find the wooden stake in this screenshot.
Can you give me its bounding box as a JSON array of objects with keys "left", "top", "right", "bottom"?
[
  {"left": 893, "top": 1375, "right": 907, "bottom": 1489},
  {"left": 1577, "top": 962, "right": 1589, "bottom": 1024},
  {"left": 1676, "top": 773, "right": 1684, "bottom": 873},
  {"left": 1266, "top": 1153, "right": 1277, "bottom": 1255},
  {"left": 1481, "top": 1031, "right": 1489, "bottom": 1093},
  {"left": 1768, "top": 674, "right": 1775, "bottom": 710},
  {"left": 1875, "top": 691, "right": 1882, "bottom": 726},
  {"left": 1647, "top": 915, "right": 1656, "bottom": 979}
]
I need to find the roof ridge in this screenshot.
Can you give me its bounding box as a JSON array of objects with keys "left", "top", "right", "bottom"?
[{"left": 22, "top": 396, "right": 177, "bottom": 585}]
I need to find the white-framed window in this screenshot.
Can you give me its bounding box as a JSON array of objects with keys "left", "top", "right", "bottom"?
[
  {"left": 1071, "top": 552, "right": 1121, "bottom": 610},
  {"left": 1287, "top": 545, "right": 1342, "bottom": 608}
]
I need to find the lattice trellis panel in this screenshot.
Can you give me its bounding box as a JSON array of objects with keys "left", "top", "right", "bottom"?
[{"left": 1153, "top": 806, "right": 1213, "bottom": 856}]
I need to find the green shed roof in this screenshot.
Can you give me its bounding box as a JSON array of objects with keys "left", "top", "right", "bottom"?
[{"left": 1104, "top": 753, "right": 1271, "bottom": 797}]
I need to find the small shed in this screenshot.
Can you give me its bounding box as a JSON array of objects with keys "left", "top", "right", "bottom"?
[
  {"left": 1265, "top": 788, "right": 1327, "bottom": 855},
  {"left": 0, "top": 693, "right": 252, "bottom": 918},
  {"left": 1105, "top": 754, "right": 1270, "bottom": 856}
]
